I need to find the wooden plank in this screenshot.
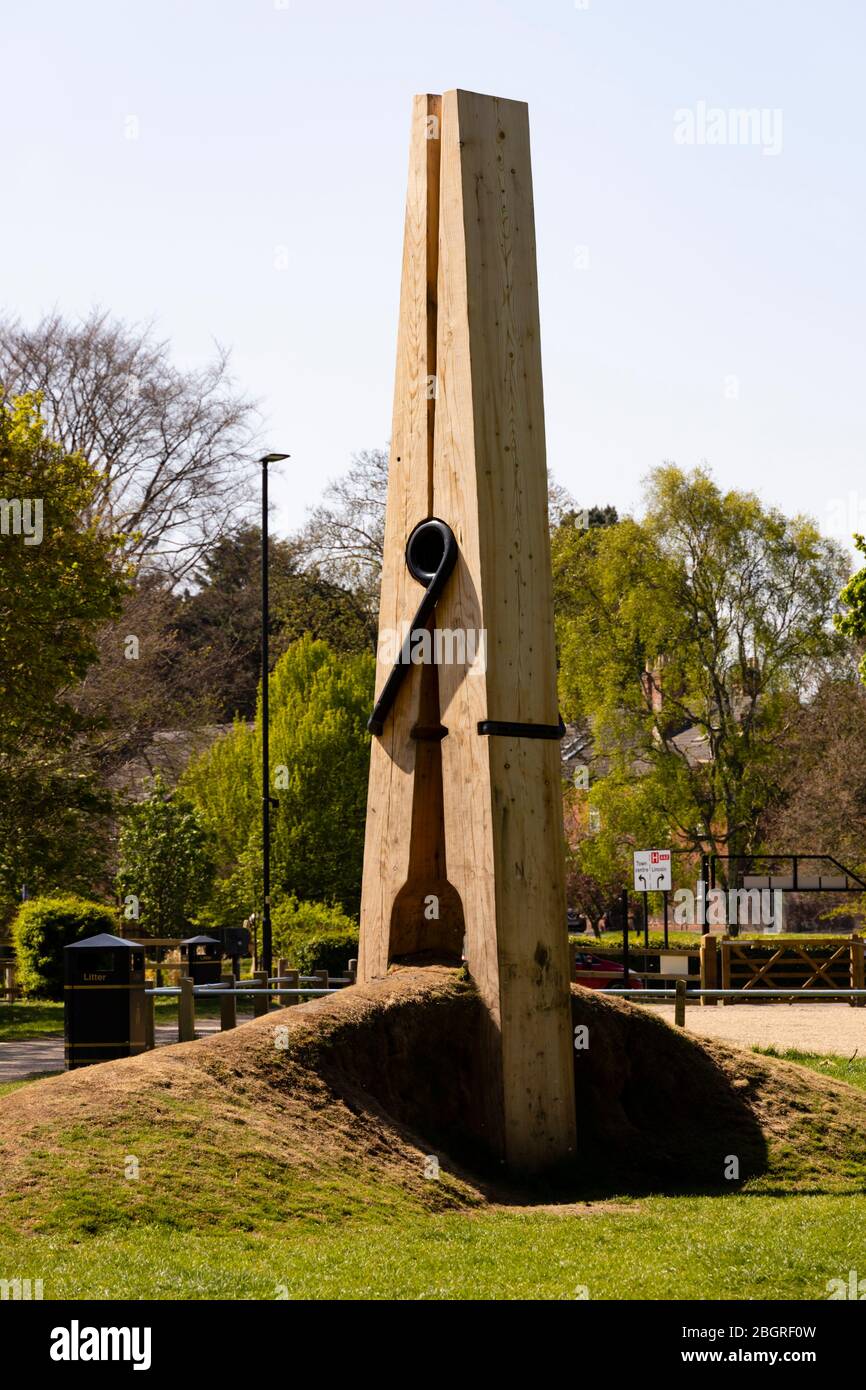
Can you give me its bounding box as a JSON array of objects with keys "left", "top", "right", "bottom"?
[{"left": 433, "top": 89, "right": 576, "bottom": 1171}]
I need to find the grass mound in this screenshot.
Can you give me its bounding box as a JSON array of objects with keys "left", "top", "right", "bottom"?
[
  {"left": 1, "top": 967, "right": 864, "bottom": 1247},
  {"left": 570, "top": 990, "right": 866, "bottom": 1192}
]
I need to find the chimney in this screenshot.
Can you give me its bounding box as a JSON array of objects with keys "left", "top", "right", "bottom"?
[{"left": 642, "top": 656, "right": 665, "bottom": 713}]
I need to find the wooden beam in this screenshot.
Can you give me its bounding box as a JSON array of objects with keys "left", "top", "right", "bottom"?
[
  {"left": 433, "top": 89, "right": 576, "bottom": 1171},
  {"left": 359, "top": 94, "right": 458, "bottom": 979}
]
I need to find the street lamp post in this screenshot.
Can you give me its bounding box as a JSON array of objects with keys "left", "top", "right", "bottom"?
[{"left": 260, "top": 452, "right": 290, "bottom": 982}]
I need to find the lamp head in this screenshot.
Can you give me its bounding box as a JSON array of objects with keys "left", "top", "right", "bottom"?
[{"left": 260, "top": 452, "right": 290, "bottom": 465}]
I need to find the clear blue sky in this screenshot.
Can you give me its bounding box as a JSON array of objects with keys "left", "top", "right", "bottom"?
[{"left": 2, "top": 0, "right": 863, "bottom": 551}]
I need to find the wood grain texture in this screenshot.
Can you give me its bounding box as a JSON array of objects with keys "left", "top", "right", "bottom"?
[
  {"left": 434, "top": 89, "right": 576, "bottom": 1170},
  {"left": 359, "top": 94, "right": 449, "bottom": 982}
]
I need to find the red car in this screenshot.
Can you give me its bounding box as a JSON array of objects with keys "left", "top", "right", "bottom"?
[{"left": 573, "top": 950, "right": 644, "bottom": 991}]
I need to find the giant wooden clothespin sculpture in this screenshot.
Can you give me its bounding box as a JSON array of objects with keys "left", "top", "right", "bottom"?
[{"left": 359, "top": 90, "right": 576, "bottom": 1173}]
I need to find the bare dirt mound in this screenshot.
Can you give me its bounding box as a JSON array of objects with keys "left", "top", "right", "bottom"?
[{"left": 0, "top": 967, "right": 864, "bottom": 1238}]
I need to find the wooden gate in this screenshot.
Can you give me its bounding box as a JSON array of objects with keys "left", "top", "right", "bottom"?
[{"left": 719, "top": 935, "right": 865, "bottom": 1005}]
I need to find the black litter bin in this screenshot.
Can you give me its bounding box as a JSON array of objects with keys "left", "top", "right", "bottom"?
[
  {"left": 180, "top": 934, "right": 223, "bottom": 986},
  {"left": 220, "top": 925, "right": 250, "bottom": 959},
  {"left": 219, "top": 925, "right": 250, "bottom": 976},
  {"left": 64, "top": 933, "right": 146, "bottom": 1070}
]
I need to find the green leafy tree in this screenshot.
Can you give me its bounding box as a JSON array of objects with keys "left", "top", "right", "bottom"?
[
  {"left": 0, "top": 757, "right": 114, "bottom": 914},
  {"left": 554, "top": 465, "right": 849, "bottom": 889},
  {"left": 182, "top": 635, "right": 374, "bottom": 921},
  {"left": 174, "top": 527, "right": 373, "bottom": 719},
  {"left": 116, "top": 775, "right": 214, "bottom": 936},
  {"left": 837, "top": 534, "right": 866, "bottom": 684},
  {"left": 0, "top": 392, "right": 125, "bottom": 747},
  {"left": 0, "top": 393, "right": 126, "bottom": 916}
]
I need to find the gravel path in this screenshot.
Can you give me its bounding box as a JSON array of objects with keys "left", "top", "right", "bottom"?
[{"left": 646, "top": 1001, "right": 866, "bottom": 1054}]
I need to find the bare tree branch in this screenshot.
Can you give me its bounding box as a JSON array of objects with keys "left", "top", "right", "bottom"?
[{"left": 0, "top": 309, "right": 261, "bottom": 580}]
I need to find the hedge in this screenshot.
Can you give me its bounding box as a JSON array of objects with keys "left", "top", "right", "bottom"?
[
  {"left": 271, "top": 896, "right": 358, "bottom": 976},
  {"left": 12, "top": 895, "right": 118, "bottom": 1000},
  {"left": 293, "top": 930, "right": 359, "bottom": 976}
]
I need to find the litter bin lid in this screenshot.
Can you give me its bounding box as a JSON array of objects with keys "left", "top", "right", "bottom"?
[{"left": 65, "top": 933, "right": 139, "bottom": 950}]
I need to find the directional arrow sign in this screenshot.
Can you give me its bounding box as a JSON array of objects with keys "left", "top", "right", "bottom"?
[{"left": 633, "top": 848, "right": 672, "bottom": 892}]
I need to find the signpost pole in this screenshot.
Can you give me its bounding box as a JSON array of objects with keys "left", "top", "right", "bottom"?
[
  {"left": 643, "top": 889, "right": 649, "bottom": 950},
  {"left": 621, "top": 887, "right": 629, "bottom": 989},
  {"left": 663, "top": 889, "right": 669, "bottom": 949}
]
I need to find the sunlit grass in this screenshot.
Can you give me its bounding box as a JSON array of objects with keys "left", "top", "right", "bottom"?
[
  {"left": 753, "top": 1046, "right": 866, "bottom": 1092},
  {"left": 1, "top": 1194, "right": 862, "bottom": 1300}
]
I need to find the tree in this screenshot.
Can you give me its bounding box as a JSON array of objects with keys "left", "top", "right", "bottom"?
[
  {"left": 272, "top": 568, "right": 375, "bottom": 661},
  {"left": 116, "top": 775, "right": 214, "bottom": 936},
  {"left": 552, "top": 502, "right": 619, "bottom": 535},
  {"left": 756, "top": 677, "right": 866, "bottom": 930},
  {"left": 0, "top": 752, "right": 116, "bottom": 916},
  {"left": 554, "top": 465, "right": 850, "bottom": 889},
  {"left": 837, "top": 534, "right": 866, "bottom": 683},
  {"left": 0, "top": 392, "right": 126, "bottom": 745},
  {"left": 759, "top": 678, "right": 866, "bottom": 865},
  {"left": 296, "top": 448, "right": 388, "bottom": 614},
  {"left": 0, "top": 310, "right": 259, "bottom": 579},
  {"left": 297, "top": 445, "right": 578, "bottom": 623},
  {"left": 0, "top": 393, "right": 126, "bottom": 915},
  {"left": 564, "top": 771, "right": 676, "bottom": 919},
  {"left": 71, "top": 572, "right": 225, "bottom": 776},
  {"left": 181, "top": 636, "right": 374, "bottom": 923},
  {"left": 174, "top": 527, "right": 374, "bottom": 720}
]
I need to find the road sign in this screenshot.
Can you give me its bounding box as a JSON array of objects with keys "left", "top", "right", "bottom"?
[{"left": 633, "top": 849, "right": 672, "bottom": 892}]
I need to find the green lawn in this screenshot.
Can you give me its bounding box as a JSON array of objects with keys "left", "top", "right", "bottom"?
[
  {"left": 575, "top": 931, "right": 853, "bottom": 952},
  {"left": 0, "top": 1000, "right": 63, "bottom": 1040},
  {"left": 3, "top": 1045, "right": 865, "bottom": 1300},
  {"left": 1, "top": 1194, "right": 862, "bottom": 1300},
  {"left": 753, "top": 1047, "right": 866, "bottom": 1091},
  {"left": 0, "top": 995, "right": 244, "bottom": 1041},
  {"left": 0, "top": 1072, "right": 56, "bottom": 1097}
]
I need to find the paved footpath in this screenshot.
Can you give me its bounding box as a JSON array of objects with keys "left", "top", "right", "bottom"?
[{"left": 0, "top": 1020, "right": 225, "bottom": 1084}]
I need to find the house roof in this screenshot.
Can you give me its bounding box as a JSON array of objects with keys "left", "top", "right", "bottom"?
[{"left": 560, "top": 717, "right": 713, "bottom": 782}]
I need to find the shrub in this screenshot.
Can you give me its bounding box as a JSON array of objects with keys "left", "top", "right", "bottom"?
[
  {"left": 272, "top": 896, "right": 358, "bottom": 975},
  {"left": 12, "top": 895, "right": 118, "bottom": 999},
  {"left": 293, "top": 929, "right": 359, "bottom": 977}
]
